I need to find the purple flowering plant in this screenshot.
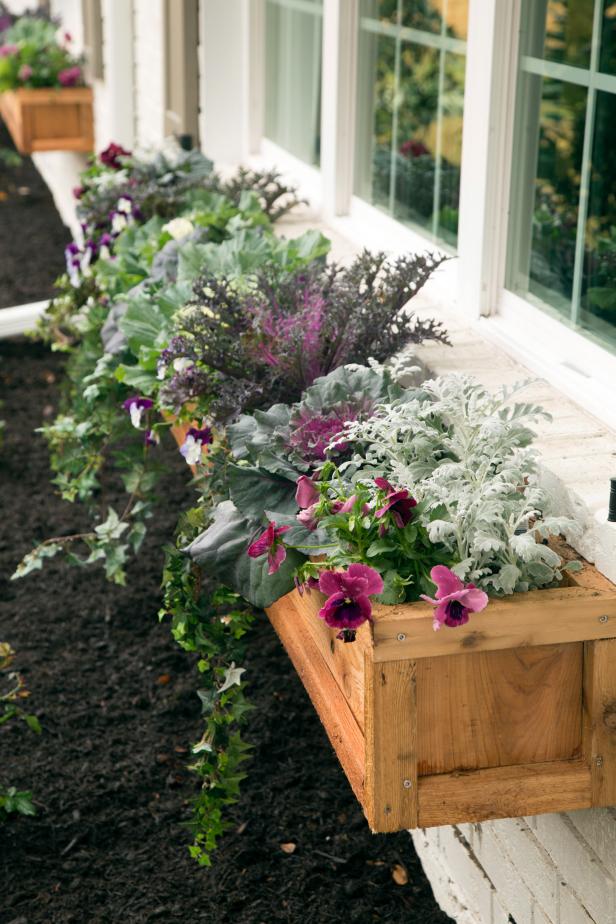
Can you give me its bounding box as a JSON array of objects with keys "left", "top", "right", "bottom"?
[
  {"left": 289, "top": 465, "right": 451, "bottom": 611},
  {"left": 161, "top": 250, "right": 450, "bottom": 422},
  {"left": 0, "top": 15, "right": 85, "bottom": 91}
]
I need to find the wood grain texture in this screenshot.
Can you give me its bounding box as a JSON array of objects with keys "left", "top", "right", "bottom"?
[
  {"left": 372, "top": 587, "right": 616, "bottom": 661},
  {"left": 417, "top": 759, "right": 591, "bottom": 827},
  {"left": 0, "top": 88, "right": 93, "bottom": 154},
  {"left": 292, "top": 588, "right": 369, "bottom": 731},
  {"left": 364, "top": 657, "right": 418, "bottom": 832},
  {"left": 583, "top": 638, "right": 616, "bottom": 806},
  {"left": 416, "top": 643, "right": 583, "bottom": 775},
  {"left": 266, "top": 592, "right": 366, "bottom": 808}
]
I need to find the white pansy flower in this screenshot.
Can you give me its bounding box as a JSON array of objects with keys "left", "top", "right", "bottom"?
[
  {"left": 111, "top": 213, "right": 128, "bottom": 234},
  {"left": 162, "top": 217, "right": 194, "bottom": 241},
  {"left": 116, "top": 197, "right": 133, "bottom": 214}
]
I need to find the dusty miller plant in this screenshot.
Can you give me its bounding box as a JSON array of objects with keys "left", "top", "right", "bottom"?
[{"left": 341, "top": 374, "right": 580, "bottom": 594}]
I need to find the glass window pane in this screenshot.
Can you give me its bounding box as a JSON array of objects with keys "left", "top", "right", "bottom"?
[
  {"left": 264, "top": 0, "right": 323, "bottom": 166},
  {"left": 354, "top": 0, "right": 468, "bottom": 250},
  {"left": 508, "top": 75, "right": 586, "bottom": 314},
  {"left": 541, "top": 0, "right": 594, "bottom": 69},
  {"left": 600, "top": 1, "right": 616, "bottom": 74},
  {"left": 400, "top": 0, "right": 442, "bottom": 33},
  {"left": 580, "top": 90, "right": 616, "bottom": 348},
  {"left": 507, "top": 0, "right": 616, "bottom": 356},
  {"left": 393, "top": 42, "right": 439, "bottom": 232}
]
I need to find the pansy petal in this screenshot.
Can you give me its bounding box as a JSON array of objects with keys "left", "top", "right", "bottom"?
[
  {"left": 318, "top": 570, "right": 343, "bottom": 596},
  {"left": 347, "top": 563, "right": 384, "bottom": 596},
  {"left": 459, "top": 586, "right": 489, "bottom": 613},
  {"left": 268, "top": 543, "right": 287, "bottom": 575},
  {"left": 430, "top": 565, "right": 464, "bottom": 599}
]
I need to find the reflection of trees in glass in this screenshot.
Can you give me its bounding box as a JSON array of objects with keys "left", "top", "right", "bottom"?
[
  {"left": 543, "top": 0, "right": 593, "bottom": 68},
  {"left": 362, "top": 0, "right": 466, "bottom": 243}
]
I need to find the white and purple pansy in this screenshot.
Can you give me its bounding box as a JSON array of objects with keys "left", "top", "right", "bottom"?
[
  {"left": 122, "top": 396, "right": 153, "bottom": 429},
  {"left": 179, "top": 426, "right": 213, "bottom": 466}
]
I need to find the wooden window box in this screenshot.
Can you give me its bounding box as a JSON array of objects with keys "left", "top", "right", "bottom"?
[
  {"left": 266, "top": 550, "right": 616, "bottom": 833},
  {"left": 0, "top": 87, "right": 94, "bottom": 155},
  {"left": 169, "top": 421, "right": 616, "bottom": 831}
]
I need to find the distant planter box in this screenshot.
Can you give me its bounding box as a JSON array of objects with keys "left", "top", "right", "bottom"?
[
  {"left": 0, "top": 87, "right": 94, "bottom": 155},
  {"left": 266, "top": 548, "right": 616, "bottom": 833}
]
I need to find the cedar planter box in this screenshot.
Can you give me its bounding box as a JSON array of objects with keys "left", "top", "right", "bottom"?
[
  {"left": 168, "top": 418, "right": 616, "bottom": 831},
  {"left": 266, "top": 549, "right": 616, "bottom": 833},
  {"left": 0, "top": 87, "right": 93, "bottom": 154}
]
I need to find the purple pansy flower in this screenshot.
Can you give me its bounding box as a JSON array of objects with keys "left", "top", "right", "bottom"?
[
  {"left": 179, "top": 426, "right": 213, "bottom": 466},
  {"left": 58, "top": 65, "right": 81, "bottom": 86},
  {"left": 295, "top": 475, "right": 320, "bottom": 531},
  {"left": 144, "top": 429, "right": 159, "bottom": 447},
  {"left": 0, "top": 44, "right": 18, "bottom": 58},
  {"left": 247, "top": 521, "right": 290, "bottom": 575},
  {"left": 295, "top": 474, "right": 319, "bottom": 509},
  {"left": 331, "top": 495, "right": 369, "bottom": 516},
  {"left": 374, "top": 477, "right": 417, "bottom": 529},
  {"left": 420, "top": 566, "right": 489, "bottom": 632},
  {"left": 18, "top": 64, "right": 32, "bottom": 81},
  {"left": 100, "top": 142, "right": 131, "bottom": 170},
  {"left": 318, "top": 564, "right": 384, "bottom": 643},
  {"left": 122, "top": 396, "right": 153, "bottom": 429}
]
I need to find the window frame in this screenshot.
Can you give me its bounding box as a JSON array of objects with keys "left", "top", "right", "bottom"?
[{"left": 244, "top": 0, "right": 616, "bottom": 431}]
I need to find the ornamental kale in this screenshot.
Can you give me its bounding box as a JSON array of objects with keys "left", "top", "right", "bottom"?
[{"left": 162, "top": 250, "right": 450, "bottom": 421}]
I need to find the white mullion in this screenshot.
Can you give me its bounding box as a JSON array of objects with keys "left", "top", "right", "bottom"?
[
  {"left": 359, "top": 16, "right": 466, "bottom": 55},
  {"left": 457, "top": 0, "right": 522, "bottom": 318},
  {"left": 570, "top": 0, "right": 604, "bottom": 326},
  {"left": 321, "top": 0, "right": 358, "bottom": 217}
]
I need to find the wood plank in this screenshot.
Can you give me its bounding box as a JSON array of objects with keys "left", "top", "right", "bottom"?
[
  {"left": 583, "top": 638, "right": 616, "bottom": 806},
  {"left": 266, "top": 592, "right": 366, "bottom": 808},
  {"left": 372, "top": 587, "right": 616, "bottom": 661},
  {"left": 417, "top": 759, "right": 592, "bottom": 828},
  {"left": 416, "top": 643, "right": 583, "bottom": 775},
  {"left": 0, "top": 88, "right": 93, "bottom": 154},
  {"left": 364, "top": 656, "right": 418, "bottom": 832},
  {"left": 550, "top": 535, "right": 615, "bottom": 593},
  {"left": 293, "top": 587, "right": 370, "bottom": 731}
]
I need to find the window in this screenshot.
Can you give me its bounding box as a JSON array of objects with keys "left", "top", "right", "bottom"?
[
  {"left": 506, "top": 0, "right": 616, "bottom": 353},
  {"left": 354, "top": 0, "right": 468, "bottom": 249},
  {"left": 164, "top": 0, "right": 200, "bottom": 146},
  {"left": 82, "top": 0, "right": 104, "bottom": 82},
  {"left": 264, "top": 0, "right": 323, "bottom": 166}
]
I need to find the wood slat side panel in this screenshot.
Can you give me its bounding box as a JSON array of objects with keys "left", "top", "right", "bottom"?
[
  {"left": 373, "top": 588, "right": 616, "bottom": 661},
  {"left": 417, "top": 760, "right": 592, "bottom": 828},
  {"left": 266, "top": 593, "right": 366, "bottom": 808},
  {"left": 292, "top": 588, "right": 370, "bottom": 732},
  {"left": 416, "top": 643, "right": 583, "bottom": 775},
  {"left": 365, "top": 657, "right": 418, "bottom": 832},
  {"left": 583, "top": 638, "right": 616, "bottom": 806}
]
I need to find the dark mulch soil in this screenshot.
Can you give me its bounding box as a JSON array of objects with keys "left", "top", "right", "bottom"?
[
  {"left": 0, "top": 340, "right": 453, "bottom": 923},
  {"left": 0, "top": 121, "right": 71, "bottom": 308}
]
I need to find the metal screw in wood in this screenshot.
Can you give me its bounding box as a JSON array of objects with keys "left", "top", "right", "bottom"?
[
  {"left": 599, "top": 615, "right": 609, "bottom": 623},
  {"left": 397, "top": 633, "right": 406, "bottom": 641},
  {"left": 403, "top": 779, "right": 412, "bottom": 789}
]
